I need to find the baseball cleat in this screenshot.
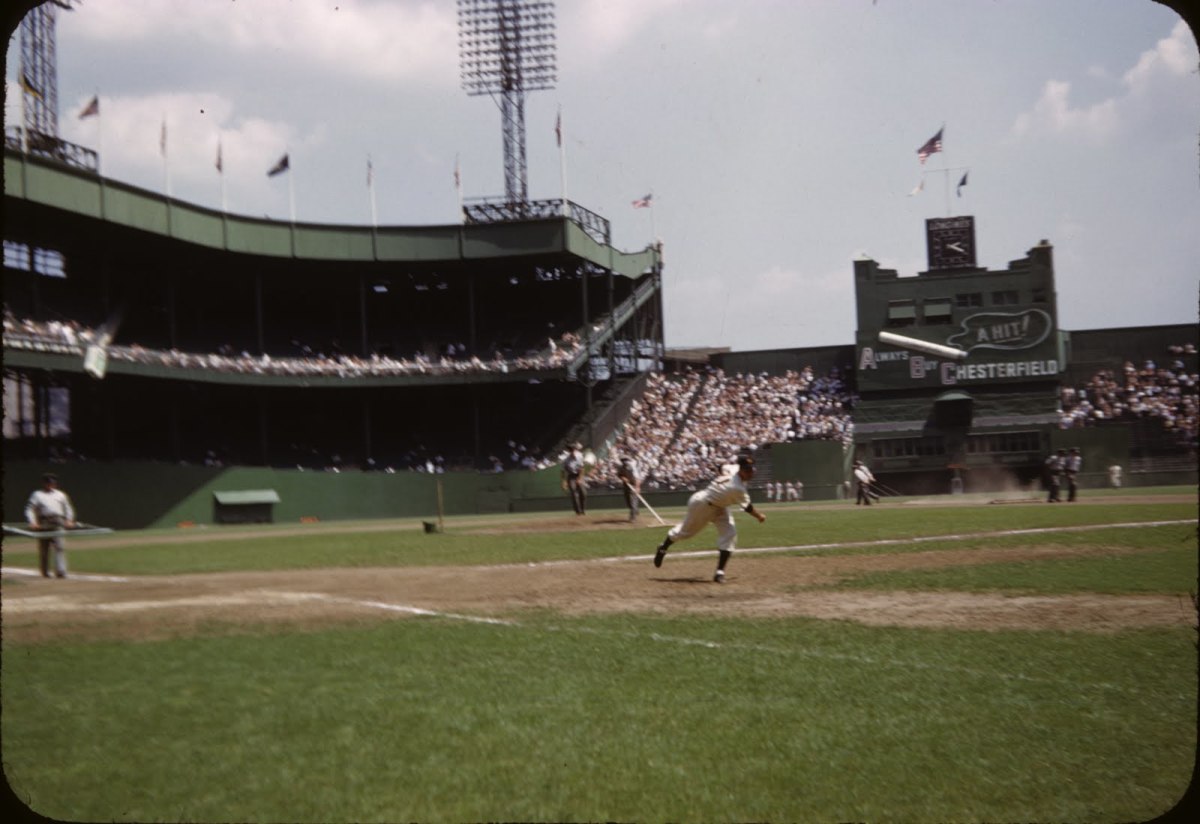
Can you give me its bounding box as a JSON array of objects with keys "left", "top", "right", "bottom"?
[
  {"left": 714, "top": 570, "right": 725, "bottom": 583},
  {"left": 654, "top": 544, "right": 667, "bottom": 568}
]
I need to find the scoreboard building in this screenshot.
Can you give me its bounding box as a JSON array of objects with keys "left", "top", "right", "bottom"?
[{"left": 853, "top": 216, "right": 1066, "bottom": 493}]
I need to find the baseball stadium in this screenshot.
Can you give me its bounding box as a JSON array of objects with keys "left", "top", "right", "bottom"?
[{"left": 2, "top": 2, "right": 1197, "bottom": 822}]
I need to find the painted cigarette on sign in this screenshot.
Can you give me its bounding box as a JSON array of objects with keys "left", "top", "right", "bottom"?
[{"left": 878, "top": 331, "right": 967, "bottom": 361}]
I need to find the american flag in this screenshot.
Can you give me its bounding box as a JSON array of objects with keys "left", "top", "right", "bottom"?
[
  {"left": 917, "top": 128, "right": 943, "bottom": 164},
  {"left": 631, "top": 193, "right": 653, "bottom": 209}
]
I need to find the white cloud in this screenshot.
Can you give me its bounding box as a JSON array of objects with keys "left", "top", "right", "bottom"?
[
  {"left": 1010, "top": 18, "right": 1197, "bottom": 142},
  {"left": 1011, "top": 79, "right": 1119, "bottom": 139},
  {"left": 65, "top": 0, "right": 457, "bottom": 86},
  {"left": 1122, "top": 19, "right": 1196, "bottom": 93}
]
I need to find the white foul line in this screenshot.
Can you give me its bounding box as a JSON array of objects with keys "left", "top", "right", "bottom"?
[{"left": 623, "top": 519, "right": 1196, "bottom": 565}]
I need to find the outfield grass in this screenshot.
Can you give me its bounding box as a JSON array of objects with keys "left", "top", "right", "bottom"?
[
  {"left": 3, "top": 615, "right": 1194, "bottom": 822},
  {"left": 2, "top": 490, "right": 1196, "bottom": 822}
]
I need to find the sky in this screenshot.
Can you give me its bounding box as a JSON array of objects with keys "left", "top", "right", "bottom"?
[{"left": 4, "top": 0, "right": 1199, "bottom": 353}]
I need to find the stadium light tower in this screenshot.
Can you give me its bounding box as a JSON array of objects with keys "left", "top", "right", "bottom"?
[
  {"left": 458, "top": 0, "right": 556, "bottom": 206},
  {"left": 18, "top": 1, "right": 75, "bottom": 146}
]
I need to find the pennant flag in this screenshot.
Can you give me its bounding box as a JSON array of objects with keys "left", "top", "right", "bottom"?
[
  {"left": 267, "top": 153, "right": 290, "bottom": 176},
  {"left": 631, "top": 193, "right": 653, "bottom": 209},
  {"left": 555, "top": 109, "right": 562, "bottom": 148},
  {"left": 215, "top": 138, "right": 223, "bottom": 173},
  {"left": 917, "top": 127, "right": 943, "bottom": 165},
  {"left": 79, "top": 95, "right": 100, "bottom": 119},
  {"left": 19, "top": 71, "right": 42, "bottom": 100},
  {"left": 160, "top": 118, "right": 168, "bottom": 157},
  {"left": 956, "top": 171, "right": 969, "bottom": 197},
  {"left": 907, "top": 179, "right": 924, "bottom": 197}
]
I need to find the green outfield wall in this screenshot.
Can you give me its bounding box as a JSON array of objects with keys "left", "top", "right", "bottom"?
[
  {"left": 765, "top": 440, "right": 854, "bottom": 500},
  {"left": 3, "top": 460, "right": 562, "bottom": 530}
]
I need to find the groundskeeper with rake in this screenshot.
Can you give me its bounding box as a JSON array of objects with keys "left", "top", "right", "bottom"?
[
  {"left": 652, "top": 454, "right": 766, "bottom": 583},
  {"left": 616, "top": 454, "right": 643, "bottom": 522}
]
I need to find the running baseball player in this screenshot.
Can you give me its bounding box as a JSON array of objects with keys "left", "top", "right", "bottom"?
[
  {"left": 652, "top": 454, "right": 766, "bottom": 583},
  {"left": 24, "top": 472, "right": 76, "bottom": 578}
]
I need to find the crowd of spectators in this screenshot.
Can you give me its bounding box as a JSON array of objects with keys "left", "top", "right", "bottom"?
[
  {"left": 593, "top": 365, "right": 856, "bottom": 490},
  {"left": 3, "top": 312, "right": 584, "bottom": 378},
  {"left": 1057, "top": 346, "right": 1198, "bottom": 448}
]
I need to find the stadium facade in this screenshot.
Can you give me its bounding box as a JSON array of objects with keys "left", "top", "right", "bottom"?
[{"left": 3, "top": 148, "right": 1195, "bottom": 527}]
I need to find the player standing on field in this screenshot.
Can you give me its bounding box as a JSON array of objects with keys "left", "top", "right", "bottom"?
[
  {"left": 653, "top": 454, "right": 766, "bottom": 583},
  {"left": 561, "top": 442, "right": 588, "bottom": 516},
  {"left": 1065, "top": 447, "right": 1082, "bottom": 502},
  {"left": 24, "top": 473, "right": 76, "bottom": 579}
]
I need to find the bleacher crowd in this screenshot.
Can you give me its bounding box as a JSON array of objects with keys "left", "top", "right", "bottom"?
[
  {"left": 594, "top": 365, "right": 856, "bottom": 489},
  {"left": 9, "top": 310, "right": 1194, "bottom": 485},
  {"left": 2, "top": 312, "right": 583, "bottom": 378},
  {"left": 1057, "top": 346, "right": 1198, "bottom": 447}
]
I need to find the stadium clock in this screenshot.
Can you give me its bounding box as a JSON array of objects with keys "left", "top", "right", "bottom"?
[{"left": 926, "top": 216, "right": 977, "bottom": 271}]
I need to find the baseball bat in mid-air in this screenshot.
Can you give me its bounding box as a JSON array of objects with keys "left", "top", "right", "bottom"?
[
  {"left": 878, "top": 331, "right": 966, "bottom": 361},
  {"left": 624, "top": 481, "right": 667, "bottom": 526}
]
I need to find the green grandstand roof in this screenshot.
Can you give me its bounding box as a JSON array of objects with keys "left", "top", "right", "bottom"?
[{"left": 4, "top": 150, "right": 660, "bottom": 280}]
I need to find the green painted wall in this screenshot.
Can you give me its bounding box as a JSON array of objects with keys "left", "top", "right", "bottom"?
[
  {"left": 763, "top": 440, "right": 851, "bottom": 500},
  {"left": 3, "top": 460, "right": 564, "bottom": 530}
]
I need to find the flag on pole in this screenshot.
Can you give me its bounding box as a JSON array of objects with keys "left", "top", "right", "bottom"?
[
  {"left": 956, "top": 171, "right": 968, "bottom": 197},
  {"left": 916, "top": 127, "right": 943, "bottom": 164},
  {"left": 215, "top": 138, "right": 223, "bottom": 173},
  {"left": 79, "top": 95, "right": 100, "bottom": 119},
  {"left": 907, "top": 178, "right": 924, "bottom": 197},
  {"left": 267, "top": 153, "right": 290, "bottom": 176},
  {"left": 19, "top": 71, "right": 42, "bottom": 100},
  {"left": 367, "top": 156, "right": 373, "bottom": 187},
  {"left": 555, "top": 109, "right": 562, "bottom": 148},
  {"left": 631, "top": 193, "right": 653, "bottom": 209},
  {"left": 160, "top": 117, "right": 168, "bottom": 157},
  {"left": 454, "top": 155, "right": 461, "bottom": 191}
]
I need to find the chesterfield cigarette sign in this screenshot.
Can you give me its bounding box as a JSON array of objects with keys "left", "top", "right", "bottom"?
[{"left": 859, "top": 308, "right": 1059, "bottom": 388}]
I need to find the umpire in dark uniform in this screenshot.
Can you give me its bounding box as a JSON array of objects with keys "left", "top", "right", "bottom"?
[{"left": 1044, "top": 449, "right": 1066, "bottom": 503}]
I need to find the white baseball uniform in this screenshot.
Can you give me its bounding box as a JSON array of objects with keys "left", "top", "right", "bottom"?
[{"left": 667, "top": 464, "right": 751, "bottom": 552}]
